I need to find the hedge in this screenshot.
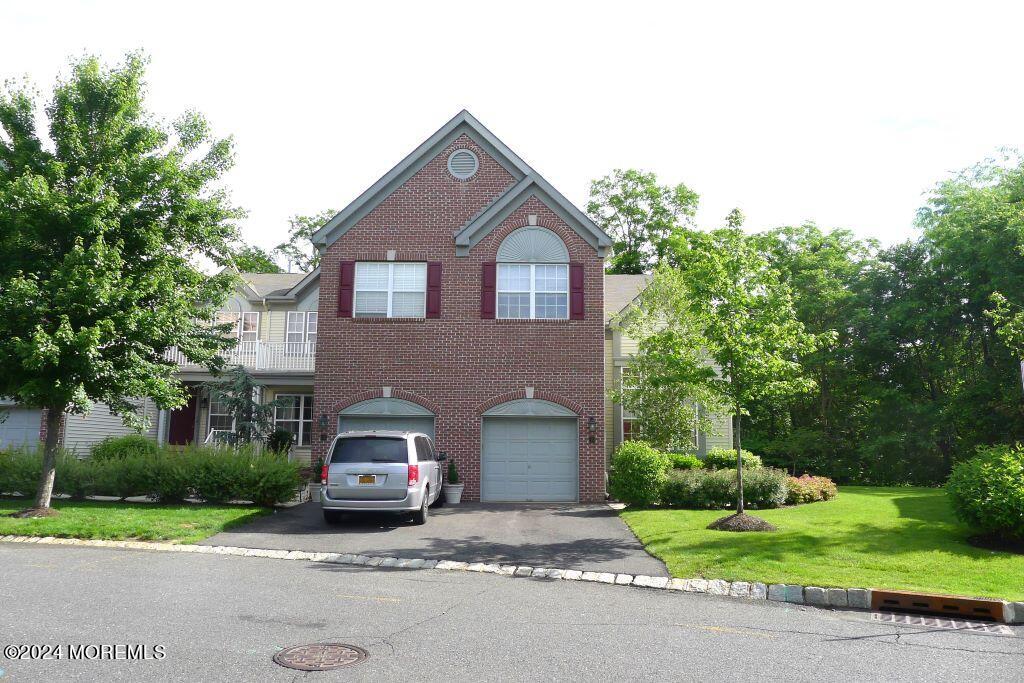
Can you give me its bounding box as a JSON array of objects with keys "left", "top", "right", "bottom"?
[
  {"left": 661, "top": 467, "right": 788, "bottom": 509},
  {"left": 785, "top": 474, "right": 838, "bottom": 505},
  {"left": 0, "top": 445, "right": 302, "bottom": 507},
  {"left": 608, "top": 441, "right": 670, "bottom": 506},
  {"left": 946, "top": 443, "right": 1024, "bottom": 540},
  {"left": 667, "top": 452, "right": 702, "bottom": 470},
  {"left": 702, "top": 448, "right": 762, "bottom": 470}
]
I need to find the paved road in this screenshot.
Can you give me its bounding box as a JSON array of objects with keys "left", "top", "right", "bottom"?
[
  {"left": 203, "top": 502, "right": 668, "bottom": 576},
  {"left": 1, "top": 544, "right": 1021, "bottom": 681}
]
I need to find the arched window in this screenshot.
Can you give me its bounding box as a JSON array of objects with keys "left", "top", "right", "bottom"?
[{"left": 495, "top": 227, "right": 569, "bottom": 319}]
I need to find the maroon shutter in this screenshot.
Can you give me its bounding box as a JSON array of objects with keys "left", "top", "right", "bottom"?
[
  {"left": 569, "top": 262, "right": 585, "bottom": 320},
  {"left": 426, "top": 262, "right": 442, "bottom": 318},
  {"left": 337, "top": 261, "right": 355, "bottom": 317},
  {"left": 481, "top": 262, "right": 496, "bottom": 319}
]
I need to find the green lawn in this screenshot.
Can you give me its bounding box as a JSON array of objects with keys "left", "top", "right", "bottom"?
[
  {"left": 620, "top": 486, "right": 1024, "bottom": 600},
  {"left": 0, "top": 499, "right": 270, "bottom": 544}
]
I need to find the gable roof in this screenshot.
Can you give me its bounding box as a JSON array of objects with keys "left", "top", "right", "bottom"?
[
  {"left": 604, "top": 274, "right": 650, "bottom": 324},
  {"left": 240, "top": 272, "right": 307, "bottom": 298},
  {"left": 311, "top": 110, "right": 611, "bottom": 256}
]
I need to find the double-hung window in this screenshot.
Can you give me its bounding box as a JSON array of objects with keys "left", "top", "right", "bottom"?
[
  {"left": 274, "top": 394, "right": 313, "bottom": 446},
  {"left": 497, "top": 263, "right": 568, "bottom": 319},
  {"left": 354, "top": 262, "right": 427, "bottom": 318},
  {"left": 208, "top": 396, "right": 235, "bottom": 433},
  {"left": 285, "top": 311, "right": 318, "bottom": 353}
]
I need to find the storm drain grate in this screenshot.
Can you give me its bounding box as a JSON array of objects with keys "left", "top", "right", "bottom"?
[
  {"left": 273, "top": 643, "right": 369, "bottom": 671},
  {"left": 873, "top": 611, "right": 1015, "bottom": 635}
]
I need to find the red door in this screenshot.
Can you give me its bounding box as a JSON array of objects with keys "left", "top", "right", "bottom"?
[{"left": 168, "top": 388, "right": 199, "bottom": 445}]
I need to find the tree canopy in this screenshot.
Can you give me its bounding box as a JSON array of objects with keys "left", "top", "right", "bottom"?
[
  {"left": 273, "top": 209, "right": 335, "bottom": 272},
  {"left": 0, "top": 53, "right": 241, "bottom": 509},
  {"left": 233, "top": 245, "right": 282, "bottom": 273}
]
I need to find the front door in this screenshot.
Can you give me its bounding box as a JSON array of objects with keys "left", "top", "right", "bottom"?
[{"left": 167, "top": 388, "right": 198, "bottom": 445}]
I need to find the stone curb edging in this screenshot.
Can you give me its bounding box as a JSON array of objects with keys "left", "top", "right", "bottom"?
[{"left": 2, "top": 535, "right": 1020, "bottom": 624}]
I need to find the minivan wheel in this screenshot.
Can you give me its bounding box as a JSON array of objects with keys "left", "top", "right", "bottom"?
[
  {"left": 412, "top": 493, "right": 429, "bottom": 525},
  {"left": 323, "top": 510, "right": 343, "bottom": 524}
]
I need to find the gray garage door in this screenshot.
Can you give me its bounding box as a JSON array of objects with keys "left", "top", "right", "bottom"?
[
  {"left": 481, "top": 417, "right": 578, "bottom": 502},
  {"left": 0, "top": 407, "right": 42, "bottom": 449},
  {"left": 337, "top": 415, "right": 435, "bottom": 439}
]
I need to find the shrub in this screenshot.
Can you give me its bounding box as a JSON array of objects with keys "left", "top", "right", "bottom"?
[
  {"left": 266, "top": 429, "right": 294, "bottom": 455},
  {"left": 241, "top": 451, "right": 304, "bottom": 507},
  {"left": 785, "top": 474, "right": 838, "bottom": 505},
  {"left": 609, "top": 441, "right": 670, "bottom": 506},
  {"left": 703, "top": 448, "right": 762, "bottom": 470},
  {"left": 447, "top": 459, "right": 460, "bottom": 485},
  {"left": 661, "top": 467, "right": 788, "bottom": 509},
  {"left": 54, "top": 454, "right": 96, "bottom": 499},
  {"left": 90, "top": 434, "right": 158, "bottom": 461},
  {"left": 668, "top": 452, "right": 702, "bottom": 470},
  {"left": 150, "top": 451, "right": 192, "bottom": 503},
  {"left": 946, "top": 444, "right": 1024, "bottom": 540},
  {"left": 0, "top": 448, "right": 42, "bottom": 496}
]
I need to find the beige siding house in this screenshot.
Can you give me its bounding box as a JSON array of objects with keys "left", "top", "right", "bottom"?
[{"left": 604, "top": 274, "right": 733, "bottom": 462}]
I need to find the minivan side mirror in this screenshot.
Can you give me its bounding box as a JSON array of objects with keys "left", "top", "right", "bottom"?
[{"left": 437, "top": 452, "right": 448, "bottom": 462}]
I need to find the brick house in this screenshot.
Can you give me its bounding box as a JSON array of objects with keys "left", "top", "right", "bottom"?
[{"left": 309, "top": 110, "right": 612, "bottom": 502}]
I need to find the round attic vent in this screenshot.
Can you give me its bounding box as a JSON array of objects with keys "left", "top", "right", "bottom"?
[{"left": 447, "top": 149, "right": 479, "bottom": 180}]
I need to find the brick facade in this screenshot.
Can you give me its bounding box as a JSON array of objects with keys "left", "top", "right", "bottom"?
[{"left": 312, "top": 134, "right": 606, "bottom": 502}]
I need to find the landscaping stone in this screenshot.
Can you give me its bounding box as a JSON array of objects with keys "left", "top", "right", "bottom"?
[
  {"left": 364, "top": 557, "right": 385, "bottom": 567},
  {"left": 846, "top": 588, "right": 871, "bottom": 610},
  {"left": 827, "top": 588, "right": 849, "bottom": 608},
  {"left": 496, "top": 565, "right": 517, "bottom": 576},
  {"left": 350, "top": 555, "right": 372, "bottom": 565},
  {"left": 615, "top": 574, "right": 634, "bottom": 585},
  {"left": 668, "top": 579, "right": 689, "bottom": 591},
  {"left": 634, "top": 575, "right": 669, "bottom": 589},
  {"left": 532, "top": 568, "right": 551, "bottom": 578},
  {"left": 751, "top": 583, "right": 768, "bottom": 600},
  {"left": 0, "top": 535, "right": 14, "bottom": 542},
  {"left": 466, "top": 562, "right": 487, "bottom": 572},
  {"left": 407, "top": 559, "right": 427, "bottom": 569},
  {"left": 686, "top": 579, "right": 709, "bottom": 593},
  {"left": 420, "top": 560, "right": 438, "bottom": 569},
  {"left": 707, "top": 579, "right": 731, "bottom": 595},
  {"left": 379, "top": 557, "right": 400, "bottom": 568},
  {"left": 544, "top": 569, "right": 565, "bottom": 580},
  {"left": 729, "top": 582, "right": 751, "bottom": 598},
  {"left": 804, "top": 587, "right": 829, "bottom": 606},
  {"left": 221, "top": 547, "right": 247, "bottom": 556},
  {"left": 562, "top": 570, "right": 583, "bottom": 581},
  {"left": 514, "top": 566, "right": 534, "bottom": 577},
  {"left": 768, "top": 584, "right": 786, "bottom": 601},
  {"left": 436, "top": 560, "right": 469, "bottom": 571},
  {"left": 580, "top": 571, "right": 615, "bottom": 584}
]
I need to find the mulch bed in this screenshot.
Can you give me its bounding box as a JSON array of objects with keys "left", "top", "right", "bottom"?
[
  {"left": 10, "top": 507, "right": 61, "bottom": 518},
  {"left": 967, "top": 534, "right": 1024, "bottom": 555},
  {"left": 707, "top": 512, "right": 777, "bottom": 532}
]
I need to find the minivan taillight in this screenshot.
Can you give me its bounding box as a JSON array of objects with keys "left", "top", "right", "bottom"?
[
  {"left": 321, "top": 464, "right": 328, "bottom": 485},
  {"left": 407, "top": 464, "right": 419, "bottom": 487}
]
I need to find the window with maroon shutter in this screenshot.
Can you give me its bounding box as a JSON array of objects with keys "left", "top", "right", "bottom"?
[
  {"left": 569, "top": 262, "right": 585, "bottom": 319},
  {"left": 426, "top": 262, "right": 442, "bottom": 318},
  {"left": 481, "top": 262, "right": 496, "bottom": 319},
  {"left": 337, "top": 261, "right": 355, "bottom": 317}
]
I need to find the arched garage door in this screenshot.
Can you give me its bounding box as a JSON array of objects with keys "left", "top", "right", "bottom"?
[
  {"left": 338, "top": 398, "right": 435, "bottom": 438},
  {"left": 481, "top": 400, "right": 578, "bottom": 502}
]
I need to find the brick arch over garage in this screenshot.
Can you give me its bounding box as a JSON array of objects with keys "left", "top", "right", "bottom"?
[
  {"left": 474, "top": 389, "right": 583, "bottom": 417},
  {"left": 327, "top": 388, "right": 441, "bottom": 416}
]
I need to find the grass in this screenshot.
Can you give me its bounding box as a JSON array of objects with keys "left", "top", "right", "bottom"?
[
  {"left": 620, "top": 486, "right": 1024, "bottom": 600},
  {"left": 0, "top": 499, "right": 270, "bottom": 544}
]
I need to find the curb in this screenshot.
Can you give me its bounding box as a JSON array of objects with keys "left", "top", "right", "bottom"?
[{"left": 2, "top": 535, "right": 1020, "bottom": 624}]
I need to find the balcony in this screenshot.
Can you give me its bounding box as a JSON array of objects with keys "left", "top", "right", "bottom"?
[{"left": 166, "top": 341, "right": 315, "bottom": 374}]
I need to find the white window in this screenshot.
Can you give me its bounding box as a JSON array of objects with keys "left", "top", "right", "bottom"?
[
  {"left": 274, "top": 394, "right": 313, "bottom": 447},
  {"left": 497, "top": 263, "right": 568, "bottom": 319},
  {"left": 286, "top": 311, "right": 318, "bottom": 353},
  {"left": 354, "top": 262, "right": 426, "bottom": 318},
  {"left": 208, "top": 396, "right": 235, "bottom": 433}
]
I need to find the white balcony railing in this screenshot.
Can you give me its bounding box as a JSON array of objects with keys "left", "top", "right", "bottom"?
[{"left": 166, "top": 341, "right": 315, "bottom": 373}]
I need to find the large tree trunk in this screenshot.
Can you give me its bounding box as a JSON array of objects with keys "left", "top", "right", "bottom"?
[
  {"left": 33, "top": 407, "right": 64, "bottom": 510},
  {"left": 735, "top": 412, "right": 745, "bottom": 514}
]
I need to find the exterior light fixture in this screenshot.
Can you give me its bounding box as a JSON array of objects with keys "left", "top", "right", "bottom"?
[{"left": 587, "top": 416, "right": 597, "bottom": 444}]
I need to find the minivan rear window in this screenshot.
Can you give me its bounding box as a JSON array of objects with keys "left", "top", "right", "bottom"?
[{"left": 330, "top": 437, "right": 408, "bottom": 464}]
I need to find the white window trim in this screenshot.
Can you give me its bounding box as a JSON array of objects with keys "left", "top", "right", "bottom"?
[
  {"left": 274, "top": 394, "right": 313, "bottom": 447},
  {"left": 208, "top": 397, "right": 236, "bottom": 434},
  {"left": 497, "top": 263, "right": 569, "bottom": 320},
  {"left": 353, "top": 262, "right": 427, "bottom": 319},
  {"left": 286, "top": 311, "right": 318, "bottom": 344},
  {"left": 238, "top": 311, "right": 260, "bottom": 342}
]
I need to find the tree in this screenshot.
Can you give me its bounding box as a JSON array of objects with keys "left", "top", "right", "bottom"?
[
  {"left": 203, "top": 366, "right": 286, "bottom": 445},
  {"left": 587, "top": 169, "right": 699, "bottom": 274},
  {"left": 273, "top": 209, "right": 335, "bottom": 272},
  {"left": 233, "top": 245, "right": 282, "bottom": 273},
  {"left": 630, "top": 228, "right": 824, "bottom": 530},
  {"left": 0, "top": 53, "right": 241, "bottom": 513}
]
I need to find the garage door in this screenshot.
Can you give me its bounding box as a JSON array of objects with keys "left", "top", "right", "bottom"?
[
  {"left": 0, "top": 407, "right": 42, "bottom": 449},
  {"left": 482, "top": 416, "right": 578, "bottom": 502},
  {"left": 337, "top": 415, "right": 435, "bottom": 439}
]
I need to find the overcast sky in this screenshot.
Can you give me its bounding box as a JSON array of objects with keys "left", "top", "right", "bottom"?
[{"left": 4, "top": 1, "right": 1023, "bottom": 256}]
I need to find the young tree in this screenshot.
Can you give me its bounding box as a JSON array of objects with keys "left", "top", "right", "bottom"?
[
  {"left": 273, "top": 209, "right": 335, "bottom": 272},
  {"left": 203, "top": 367, "right": 286, "bottom": 445},
  {"left": 587, "top": 169, "right": 699, "bottom": 274},
  {"left": 233, "top": 245, "right": 282, "bottom": 273},
  {"left": 0, "top": 54, "right": 241, "bottom": 514},
  {"left": 631, "top": 228, "right": 825, "bottom": 530}
]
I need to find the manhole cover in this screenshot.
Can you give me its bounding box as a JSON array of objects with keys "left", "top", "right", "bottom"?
[
  {"left": 872, "top": 611, "right": 1014, "bottom": 635},
  {"left": 273, "top": 643, "right": 369, "bottom": 671}
]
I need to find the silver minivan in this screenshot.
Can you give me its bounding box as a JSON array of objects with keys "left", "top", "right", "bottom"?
[{"left": 320, "top": 431, "right": 445, "bottom": 525}]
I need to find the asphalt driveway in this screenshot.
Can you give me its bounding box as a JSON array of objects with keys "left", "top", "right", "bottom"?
[{"left": 201, "top": 502, "right": 667, "bottom": 576}]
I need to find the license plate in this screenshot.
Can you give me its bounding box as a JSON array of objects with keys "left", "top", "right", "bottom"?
[{"left": 358, "top": 475, "right": 376, "bottom": 485}]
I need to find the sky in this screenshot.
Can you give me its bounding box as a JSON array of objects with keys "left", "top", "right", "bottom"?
[{"left": 4, "top": 1, "right": 1023, "bottom": 257}]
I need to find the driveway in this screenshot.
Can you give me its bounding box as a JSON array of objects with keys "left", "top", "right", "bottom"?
[{"left": 201, "top": 502, "right": 668, "bottom": 576}]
